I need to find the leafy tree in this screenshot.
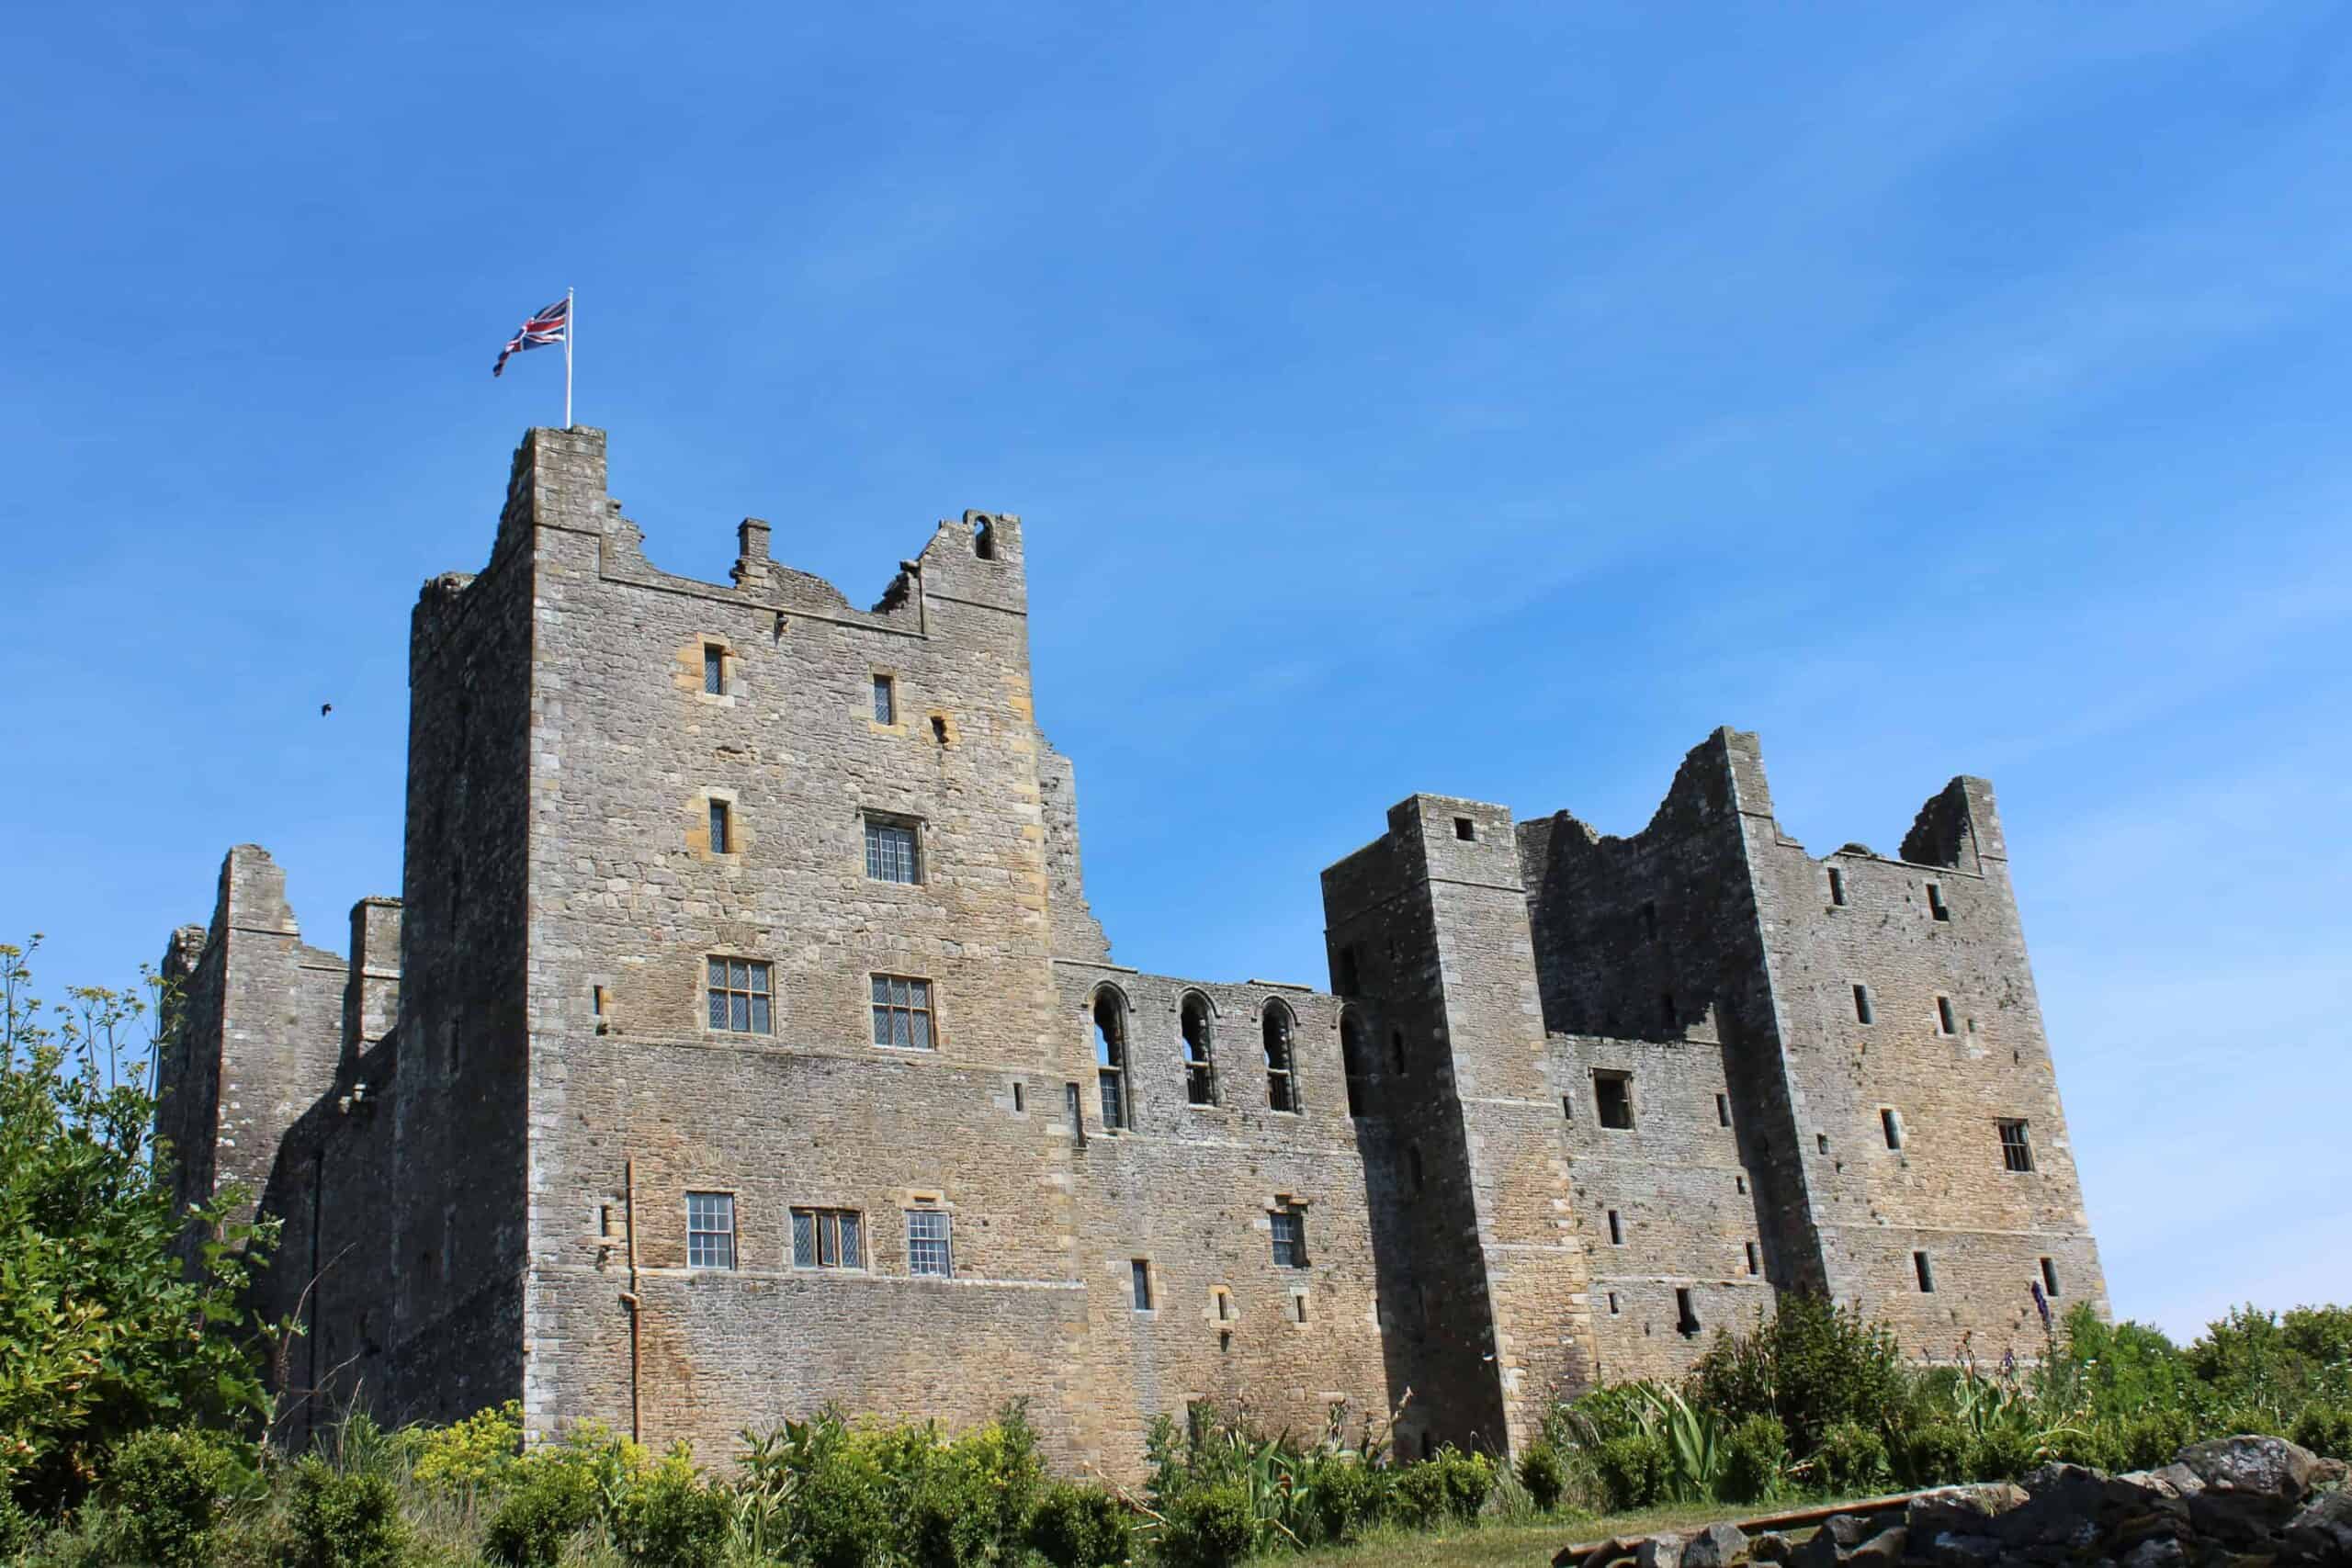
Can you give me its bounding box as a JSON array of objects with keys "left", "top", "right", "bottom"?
[{"left": 0, "top": 939, "right": 276, "bottom": 1515}]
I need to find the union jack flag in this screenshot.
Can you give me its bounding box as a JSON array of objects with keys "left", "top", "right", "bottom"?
[{"left": 492, "top": 296, "right": 570, "bottom": 378}]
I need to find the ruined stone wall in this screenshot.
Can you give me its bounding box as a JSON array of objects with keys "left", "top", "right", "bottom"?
[{"left": 1744, "top": 773, "right": 2109, "bottom": 1358}]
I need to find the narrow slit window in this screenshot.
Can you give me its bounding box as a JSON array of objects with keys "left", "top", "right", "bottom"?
[
  {"left": 1607, "top": 1209, "right": 1623, "bottom": 1246},
  {"left": 1746, "top": 1241, "right": 1760, "bottom": 1276},
  {"left": 1092, "top": 988, "right": 1130, "bottom": 1130},
  {"left": 1012, "top": 1082, "right": 1024, "bottom": 1113},
  {"left": 2040, "top": 1258, "right": 2061, "bottom": 1296},
  {"left": 1340, "top": 1012, "right": 1370, "bottom": 1117},
  {"left": 1408, "top": 1144, "right": 1425, "bottom": 1193},
  {"left": 1881, "top": 1108, "right": 1904, "bottom": 1150},
  {"left": 871, "top": 673, "right": 896, "bottom": 725},
  {"left": 1607, "top": 1291, "right": 1621, "bottom": 1315},
  {"left": 1852, "top": 984, "right": 1874, "bottom": 1025},
  {"left": 1065, "top": 1081, "right": 1086, "bottom": 1147},
  {"left": 708, "top": 799, "right": 733, "bottom": 855},
  {"left": 1131, "top": 1260, "right": 1153, "bottom": 1311},
  {"left": 1293, "top": 1292, "right": 1309, "bottom": 1324},
  {"left": 1562, "top": 1094, "right": 1573, "bottom": 1122},
  {"left": 1927, "top": 882, "right": 1950, "bottom": 921},
  {"left": 1676, "top": 1287, "right": 1701, "bottom": 1337},
  {"left": 1390, "top": 1029, "right": 1406, "bottom": 1075},
  {"left": 1181, "top": 993, "right": 1216, "bottom": 1106},
  {"left": 905, "top": 1209, "right": 953, "bottom": 1277},
  {"left": 707, "top": 958, "right": 773, "bottom": 1034},
  {"left": 1715, "top": 1092, "right": 1731, "bottom": 1128},
  {"left": 871, "top": 974, "right": 935, "bottom": 1050},
  {"left": 1334, "top": 944, "right": 1361, "bottom": 995},
  {"left": 1215, "top": 1289, "right": 1232, "bottom": 1322},
  {"left": 1659, "top": 991, "right": 1676, "bottom": 1027},
  {"left": 1937, "top": 996, "right": 1958, "bottom": 1035},
  {"left": 1735, "top": 1174, "right": 1747, "bottom": 1194},
  {"left": 1594, "top": 1072, "right": 1634, "bottom": 1130},
  {"left": 703, "top": 643, "right": 726, "bottom": 695},
  {"left": 1642, "top": 901, "right": 1658, "bottom": 940},
  {"left": 1913, "top": 1250, "right": 1936, "bottom": 1292},
  {"left": 1262, "top": 1002, "right": 1299, "bottom": 1112},
  {"left": 1998, "top": 1119, "right": 2035, "bottom": 1172},
  {"left": 1816, "top": 1133, "right": 1830, "bottom": 1156},
  {"left": 686, "top": 1192, "right": 736, "bottom": 1270},
  {"left": 1827, "top": 865, "right": 1848, "bottom": 907}
]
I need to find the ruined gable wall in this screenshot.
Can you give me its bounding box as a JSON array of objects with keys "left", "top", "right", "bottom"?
[{"left": 1743, "top": 774, "right": 2109, "bottom": 1358}]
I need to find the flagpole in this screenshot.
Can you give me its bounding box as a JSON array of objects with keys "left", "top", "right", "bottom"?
[{"left": 564, "top": 287, "right": 575, "bottom": 429}]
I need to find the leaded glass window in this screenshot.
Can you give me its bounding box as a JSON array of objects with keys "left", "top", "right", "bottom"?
[
  {"left": 707, "top": 959, "right": 772, "bottom": 1034},
  {"left": 791, "top": 1208, "right": 863, "bottom": 1269},
  {"left": 871, "top": 974, "right": 934, "bottom": 1049},
  {"left": 872, "top": 673, "right": 896, "bottom": 725}
]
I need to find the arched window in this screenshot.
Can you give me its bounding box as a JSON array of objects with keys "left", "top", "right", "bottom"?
[
  {"left": 1340, "top": 1011, "right": 1371, "bottom": 1117},
  {"left": 1262, "top": 1001, "right": 1298, "bottom": 1112},
  {"left": 1092, "top": 988, "right": 1131, "bottom": 1131},
  {"left": 972, "top": 517, "right": 996, "bottom": 560},
  {"left": 1180, "top": 992, "right": 1216, "bottom": 1106}
]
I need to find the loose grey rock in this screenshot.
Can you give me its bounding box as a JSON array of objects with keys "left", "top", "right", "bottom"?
[
  {"left": 1747, "top": 1529, "right": 1792, "bottom": 1562},
  {"left": 2119, "top": 1537, "right": 2188, "bottom": 1568},
  {"left": 1679, "top": 1521, "right": 1747, "bottom": 1568},
  {"left": 1634, "top": 1530, "right": 1685, "bottom": 1568},
  {"left": 1909, "top": 1482, "right": 2030, "bottom": 1538},
  {"left": 2283, "top": 1486, "right": 2352, "bottom": 1561}
]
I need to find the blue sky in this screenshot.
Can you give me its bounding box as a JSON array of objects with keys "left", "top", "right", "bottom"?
[{"left": 3, "top": 2, "right": 2346, "bottom": 1339}]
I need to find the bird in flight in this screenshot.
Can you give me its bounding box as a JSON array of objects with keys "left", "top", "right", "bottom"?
[{"left": 321, "top": 703, "right": 334, "bottom": 716}]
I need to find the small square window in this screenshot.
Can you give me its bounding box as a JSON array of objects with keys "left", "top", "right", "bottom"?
[
  {"left": 1594, "top": 1072, "right": 1634, "bottom": 1130},
  {"left": 906, "top": 1209, "right": 953, "bottom": 1277},
  {"left": 872, "top": 673, "right": 896, "bottom": 725},
  {"left": 703, "top": 643, "right": 726, "bottom": 695},
  {"left": 1881, "top": 1108, "right": 1904, "bottom": 1150},
  {"left": 1913, "top": 1250, "right": 1936, "bottom": 1292},
  {"left": 864, "top": 816, "right": 922, "bottom": 883},
  {"left": 707, "top": 958, "right": 773, "bottom": 1034},
  {"left": 1852, "top": 984, "right": 1874, "bottom": 1025},
  {"left": 1131, "top": 1259, "right": 1153, "bottom": 1311},
  {"left": 686, "top": 1192, "right": 736, "bottom": 1270},
  {"left": 1270, "top": 1207, "right": 1307, "bottom": 1269},
  {"left": 1937, "top": 996, "right": 1958, "bottom": 1036},
  {"left": 792, "top": 1208, "right": 863, "bottom": 1270},
  {"left": 708, "top": 799, "right": 733, "bottom": 855},
  {"left": 1453, "top": 816, "right": 1476, "bottom": 841},
  {"left": 871, "top": 974, "right": 935, "bottom": 1050},
  {"left": 1998, "top": 1119, "right": 2034, "bottom": 1173},
  {"left": 1927, "top": 882, "right": 1950, "bottom": 921},
  {"left": 2040, "top": 1258, "right": 2062, "bottom": 1296}
]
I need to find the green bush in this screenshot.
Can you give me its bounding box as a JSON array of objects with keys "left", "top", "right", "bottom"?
[
  {"left": 1896, "top": 1420, "right": 1969, "bottom": 1487},
  {"left": 2116, "top": 1408, "right": 2195, "bottom": 1471},
  {"left": 1591, "top": 1431, "right": 1668, "bottom": 1512},
  {"left": 101, "top": 1427, "right": 243, "bottom": 1568},
  {"left": 610, "top": 1454, "right": 728, "bottom": 1568},
  {"left": 2040, "top": 1425, "right": 2123, "bottom": 1472},
  {"left": 1963, "top": 1427, "right": 2038, "bottom": 1483},
  {"left": 1690, "top": 1292, "right": 1902, "bottom": 1461},
  {"left": 2291, "top": 1403, "right": 2352, "bottom": 1461},
  {"left": 285, "top": 1456, "right": 407, "bottom": 1568},
  {"left": 1517, "top": 1439, "right": 1567, "bottom": 1512},
  {"left": 482, "top": 1455, "right": 599, "bottom": 1567},
  {"left": 1157, "top": 1482, "right": 1257, "bottom": 1568},
  {"left": 1298, "top": 1453, "right": 1387, "bottom": 1543},
  {"left": 1718, "top": 1414, "right": 1785, "bottom": 1504},
  {"left": 1812, "top": 1419, "right": 1887, "bottom": 1495},
  {"left": 1030, "top": 1480, "right": 1130, "bottom": 1567}
]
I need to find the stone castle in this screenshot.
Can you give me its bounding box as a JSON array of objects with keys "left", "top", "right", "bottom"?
[{"left": 157, "top": 427, "right": 2108, "bottom": 1473}]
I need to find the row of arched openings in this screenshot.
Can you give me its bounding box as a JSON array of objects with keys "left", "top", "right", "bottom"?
[{"left": 1091, "top": 987, "right": 1375, "bottom": 1128}]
